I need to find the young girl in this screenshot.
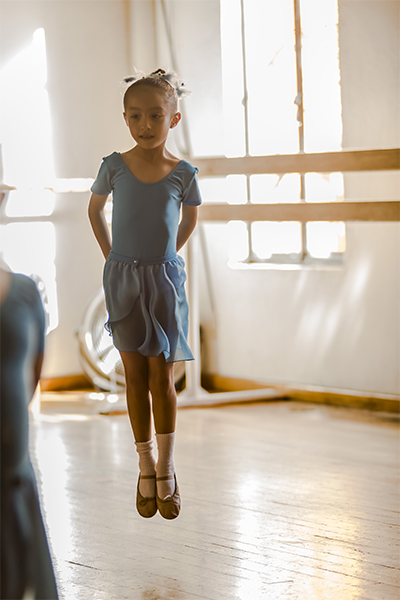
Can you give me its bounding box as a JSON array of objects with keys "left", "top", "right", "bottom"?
[{"left": 88, "top": 69, "right": 201, "bottom": 520}]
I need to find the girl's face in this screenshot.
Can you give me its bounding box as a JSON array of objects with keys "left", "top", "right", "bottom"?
[{"left": 123, "top": 86, "right": 181, "bottom": 150}]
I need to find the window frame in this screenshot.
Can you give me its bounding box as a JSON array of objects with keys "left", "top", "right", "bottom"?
[{"left": 225, "top": 0, "right": 345, "bottom": 267}]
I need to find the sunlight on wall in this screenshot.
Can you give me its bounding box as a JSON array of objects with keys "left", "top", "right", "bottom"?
[
  {"left": 0, "top": 28, "right": 58, "bottom": 331},
  {"left": 0, "top": 28, "right": 55, "bottom": 189}
]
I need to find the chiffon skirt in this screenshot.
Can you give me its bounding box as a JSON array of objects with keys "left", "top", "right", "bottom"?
[{"left": 103, "top": 251, "right": 193, "bottom": 362}]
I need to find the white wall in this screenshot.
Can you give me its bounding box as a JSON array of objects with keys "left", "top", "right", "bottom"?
[{"left": 199, "top": 220, "right": 399, "bottom": 394}]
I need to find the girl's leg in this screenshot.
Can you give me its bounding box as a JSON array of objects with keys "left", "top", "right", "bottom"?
[
  {"left": 119, "top": 350, "right": 152, "bottom": 441},
  {"left": 148, "top": 355, "right": 177, "bottom": 499},
  {"left": 148, "top": 355, "right": 177, "bottom": 434},
  {"left": 119, "top": 351, "right": 156, "bottom": 499}
]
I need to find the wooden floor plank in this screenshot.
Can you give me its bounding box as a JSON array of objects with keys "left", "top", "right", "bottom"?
[{"left": 29, "top": 399, "right": 399, "bottom": 600}]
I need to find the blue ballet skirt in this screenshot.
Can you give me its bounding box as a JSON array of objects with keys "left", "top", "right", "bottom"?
[{"left": 91, "top": 152, "right": 202, "bottom": 362}]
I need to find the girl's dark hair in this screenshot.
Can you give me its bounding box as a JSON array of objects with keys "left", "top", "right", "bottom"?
[{"left": 123, "top": 69, "right": 179, "bottom": 113}]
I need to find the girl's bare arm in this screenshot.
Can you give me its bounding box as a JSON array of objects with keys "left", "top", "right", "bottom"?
[
  {"left": 88, "top": 193, "right": 112, "bottom": 259},
  {"left": 177, "top": 205, "right": 198, "bottom": 251}
]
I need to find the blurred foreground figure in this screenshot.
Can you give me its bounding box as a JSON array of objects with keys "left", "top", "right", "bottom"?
[
  {"left": 0, "top": 269, "right": 58, "bottom": 599},
  {"left": 0, "top": 161, "right": 58, "bottom": 599}
]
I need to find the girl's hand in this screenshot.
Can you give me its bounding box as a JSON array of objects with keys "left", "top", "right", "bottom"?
[
  {"left": 88, "top": 193, "right": 112, "bottom": 259},
  {"left": 177, "top": 205, "right": 198, "bottom": 251}
]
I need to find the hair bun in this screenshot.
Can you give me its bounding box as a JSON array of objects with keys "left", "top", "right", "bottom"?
[
  {"left": 150, "top": 68, "right": 166, "bottom": 76},
  {"left": 121, "top": 67, "right": 191, "bottom": 102},
  {"left": 150, "top": 69, "right": 191, "bottom": 99}
]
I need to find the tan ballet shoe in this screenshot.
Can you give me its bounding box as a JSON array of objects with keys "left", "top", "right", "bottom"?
[
  {"left": 156, "top": 474, "right": 181, "bottom": 520},
  {"left": 136, "top": 474, "right": 157, "bottom": 518}
]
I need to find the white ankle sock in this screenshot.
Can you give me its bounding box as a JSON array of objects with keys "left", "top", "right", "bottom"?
[
  {"left": 156, "top": 432, "right": 176, "bottom": 499},
  {"left": 135, "top": 440, "right": 156, "bottom": 498}
]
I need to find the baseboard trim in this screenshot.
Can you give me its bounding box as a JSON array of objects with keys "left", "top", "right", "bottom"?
[
  {"left": 40, "top": 372, "right": 400, "bottom": 413},
  {"left": 201, "top": 373, "right": 400, "bottom": 413},
  {"left": 40, "top": 374, "right": 92, "bottom": 392}
]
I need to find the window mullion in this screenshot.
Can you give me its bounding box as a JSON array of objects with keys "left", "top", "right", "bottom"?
[
  {"left": 240, "top": 0, "right": 250, "bottom": 159},
  {"left": 294, "top": 0, "right": 308, "bottom": 262},
  {"left": 300, "top": 173, "right": 307, "bottom": 261},
  {"left": 239, "top": 0, "right": 254, "bottom": 261}
]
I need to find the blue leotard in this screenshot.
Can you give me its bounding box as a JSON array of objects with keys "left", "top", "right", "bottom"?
[{"left": 91, "top": 152, "right": 202, "bottom": 362}]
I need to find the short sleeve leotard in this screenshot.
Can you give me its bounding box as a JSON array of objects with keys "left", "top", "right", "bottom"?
[{"left": 91, "top": 152, "right": 202, "bottom": 362}]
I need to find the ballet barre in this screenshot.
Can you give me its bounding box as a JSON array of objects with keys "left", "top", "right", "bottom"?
[{"left": 179, "top": 147, "right": 399, "bottom": 407}]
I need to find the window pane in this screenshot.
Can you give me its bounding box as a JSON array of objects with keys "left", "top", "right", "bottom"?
[
  {"left": 198, "top": 178, "right": 227, "bottom": 204},
  {"left": 198, "top": 176, "right": 248, "bottom": 204},
  {"left": 300, "top": 0, "right": 342, "bottom": 152},
  {"left": 306, "top": 221, "right": 346, "bottom": 258},
  {"left": 252, "top": 222, "right": 302, "bottom": 258},
  {"left": 250, "top": 173, "right": 301, "bottom": 204},
  {"left": 220, "top": 0, "right": 246, "bottom": 157},
  {"left": 227, "top": 221, "right": 249, "bottom": 261},
  {"left": 305, "top": 173, "right": 345, "bottom": 259},
  {"left": 226, "top": 175, "right": 247, "bottom": 204},
  {"left": 305, "top": 172, "right": 344, "bottom": 203},
  {"left": 244, "top": 0, "right": 299, "bottom": 155},
  {"left": 219, "top": 0, "right": 346, "bottom": 266},
  {"left": 5, "top": 189, "right": 55, "bottom": 217}
]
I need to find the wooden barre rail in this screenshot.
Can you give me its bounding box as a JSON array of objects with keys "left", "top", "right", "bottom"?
[
  {"left": 194, "top": 148, "right": 400, "bottom": 176},
  {"left": 198, "top": 201, "right": 400, "bottom": 222}
]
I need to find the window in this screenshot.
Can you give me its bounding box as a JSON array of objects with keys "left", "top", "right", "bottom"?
[{"left": 219, "top": 0, "right": 345, "bottom": 266}]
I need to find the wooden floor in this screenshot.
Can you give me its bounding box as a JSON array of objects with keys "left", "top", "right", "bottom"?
[{"left": 29, "top": 397, "right": 399, "bottom": 600}]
